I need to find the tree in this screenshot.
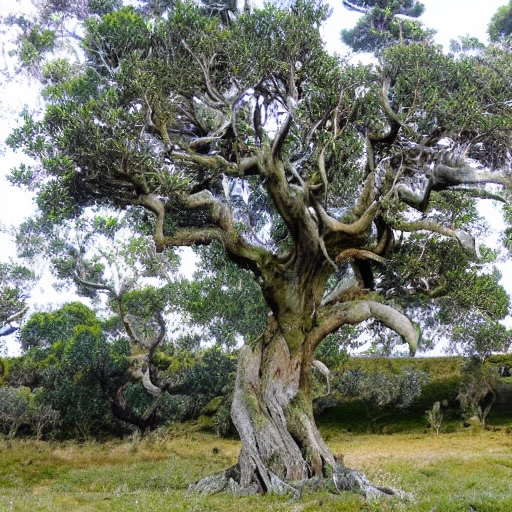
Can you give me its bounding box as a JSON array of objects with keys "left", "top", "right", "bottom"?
[
  {"left": 451, "top": 314, "right": 512, "bottom": 363},
  {"left": 35, "top": 320, "right": 130, "bottom": 438},
  {"left": 0, "top": 386, "right": 31, "bottom": 438},
  {"left": 341, "top": 0, "right": 435, "bottom": 53},
  {"left": 19, "top": 301, "right": 101, "bottom": 351},
  {"left": 488, "top": 2, "right": 512, "bottom": 43},
  {"left": 0, "top": 262, "right": 35, "bottom": 342},
  {"left": 6, "top": 0, "right": 512, "bottom": 495}
]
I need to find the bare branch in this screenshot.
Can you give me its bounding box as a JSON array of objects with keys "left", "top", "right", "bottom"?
[
  {"left": 312, "top": 360, "right": 331, "bottom": 396},
  {"left": 311, "top": 300, "right": 420, "bottom": 355},
  {"left": 391, "top": 218, "right": 478, "bottom": 256},
  {"left": 181, "top": 40, "right": 226, "bottom": 106},
  {"left": 3, "top": 306, "right": 29, "bottom": 324},
  {"left": 171, "top": 152, "right": 260, "bottom": 176},
  {"left": 341, "top": 0, "right": 368, "bottom": 14},
  {"left": 430, "top": 163, "right": 511, "bottom": 189},
  {"left": 142, "top": 368, "right": 162, "bottom": 397},
  {"left": 271, "top": 107, "right": 293, "bottom": 160},
  {"left": 73, "top": 272, "right": 115, "bottom": 294},
  {"left": 336, "top": 248, "right": 387, "bottom": 264},
  {"left": 317, "top": 200, "right": 379, "bottom": 236},
  {"left": 131, "top": 194, "right": 166, "bottom": 252}
]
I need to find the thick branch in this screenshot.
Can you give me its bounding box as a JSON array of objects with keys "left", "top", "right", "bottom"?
[
  {"left": 181, "top": 40, "right": 226, "bottom": 106},
  {"left": 317, "top": 201, "right": 379, "bottom": 236},
  {"left": 132, "top": 194, "right": 166, "bottom": 252},
  {"left": 3, "top": 306, "right": 29, "bottom": 324},
  {"left": 74, "top": 272, "right": 115, "bottom": 295},
  {"left": 397, "top": 156, "right": 511, "bottom": 212},
  {"left": 391, "top": 218, "right": 478, "bottom": 256},
  {"left": 168, "top": 190, "right": 273, "bottom": 271},
  {"left": 341, "top": 0, "right": 368, "bottom": 14},
  {"left": 172, "top": 152, "right": 238, "bottom": 173},
  {"left": 272, "top": 107, "right": 293, "bottom": 160},
  {"left": 368, "top": 76, "right": 402, "bottom": 144},
  {"left": 311, "top": 300, "right": 419, "bottom": 355},
  {"left": 172, "top": 152, "right": 260, "bottom": 176},
  {"left": 335, "top": 248, "right": 387, "bottom": 265},
  {"left": 430, "top": 163, "right": 511, "bottom": 190}
]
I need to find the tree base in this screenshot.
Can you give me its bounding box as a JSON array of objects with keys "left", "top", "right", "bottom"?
[{"left": 188, "top": 462, "right": 402, "bottom": 500}]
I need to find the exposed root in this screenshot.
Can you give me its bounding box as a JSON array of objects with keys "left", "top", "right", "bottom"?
[
  {"left": 330, "top": 464, "right": 403, "bottom": 500},
  {"left": 188, "top": 463, "right": 404, "bottom": 501}
]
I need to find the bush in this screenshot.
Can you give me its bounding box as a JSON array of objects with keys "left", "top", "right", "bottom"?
[
  {"left": 336, "top": 366, "right": 428, "bottom": 422},
  {"left": 0, "top": 387, "right": 31, "bottom": 437},
  {"left": 457, "top": 358, "right": 498, "bottom": 429}
]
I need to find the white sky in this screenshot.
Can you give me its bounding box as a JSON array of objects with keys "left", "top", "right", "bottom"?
[{"left": 0, "top": 0, "right": 511, "bottom": 355}]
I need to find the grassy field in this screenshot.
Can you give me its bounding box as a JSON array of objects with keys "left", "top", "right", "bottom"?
[{"left": 1, "top": 419, "right": 512, "bottom": 512}]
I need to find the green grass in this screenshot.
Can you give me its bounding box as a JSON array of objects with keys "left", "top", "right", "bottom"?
[{"left": 2, "top": 421, "right": 512, "bottom": 511}]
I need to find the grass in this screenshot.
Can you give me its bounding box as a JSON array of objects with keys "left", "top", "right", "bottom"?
[{"left": 2, "top": 420, "right": 512, "bottom": 511}]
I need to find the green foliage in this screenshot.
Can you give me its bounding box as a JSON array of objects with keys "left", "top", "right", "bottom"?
[
  {"left": 449, "top": 35, "right": 485, "bottom": 55},
  {"left": 37, "top": 326, "right": 130, "bottom": 438},
  {"left": 0, "top": 386, "right": 31, "bottom": 437},
  {"left": 425, "top": 400, "right": 443, "bottom": 435},
  {"left": 19, "top": 302, "right": 100, "bottom": 351},
  {"left": 154, "top": 347, "right": 237, "bottom": 430},
  {"left": 315, "top": 333, "right": 350, "bottom": 370},
  {"left": 83, "top": 7, "right": 151, "bottom": 71},
  {"left": 0, "top": 262, "right": 35, "bottom": 331},
  {"left": 488, "top": 2, "right": 512, "bottom": 42},
  {"left": 451, "top": 316, "right": 511, "bottom": 362},
  {"left": 87, "top": 0, "right": 123, "bottom": 15},
  {"left": 336, "top": 366, "right": 428, "bottom": 422},
  {"left": 172, "top": 347, "right": 236, "bottom": 400},
  {"left": 341, "top": 0, "right": 434, "bottom": 53},
  {"left": 13, "top": 304, "right": 130, "bottom": 438},
  {"left": 179, "top": 244, "right": 267, "bottom": 348},
  {"left": 18, "top": 25, "right": 56, "bottom": 67},
  {"left": 457, "top": 358, "right": 498, "bottom": 429}
]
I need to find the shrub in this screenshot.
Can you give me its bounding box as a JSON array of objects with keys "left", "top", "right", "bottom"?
[
  {"left": 336, "top": 366, "right": 428, "bottom": 422},
  {"left": 0, "top": 386, "right": 31, "bottom": 437},
  {"left": 457, "top": 358, "right": 498, "bottom": 429}
]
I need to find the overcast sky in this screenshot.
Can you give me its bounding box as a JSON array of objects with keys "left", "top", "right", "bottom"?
[{"left": 0, "top": 0, "right": 511, "bottom": 354}]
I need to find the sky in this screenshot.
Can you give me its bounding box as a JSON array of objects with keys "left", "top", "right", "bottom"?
[{"left": 0, "top": 0, "right": 511, "bottom": 355}]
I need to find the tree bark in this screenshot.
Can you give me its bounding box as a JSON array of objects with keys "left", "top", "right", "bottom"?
[{"left": 230, "top": 317, "right": 334, "bottom": 492}]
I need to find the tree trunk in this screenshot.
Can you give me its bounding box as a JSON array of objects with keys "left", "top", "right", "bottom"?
[
  {"left": 231, "top": 317, "right": 334, "bottom": 492},
  {"left": 190, "top": 315, "right": 397, "bottom": 498}
]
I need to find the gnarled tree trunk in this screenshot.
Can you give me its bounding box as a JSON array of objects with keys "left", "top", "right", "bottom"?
[
  {"left": 190, "top": 314, "right": 397, "bottom": 498},
  {"left": 231, "top": 316, "right": 333, "bottom": 492}
]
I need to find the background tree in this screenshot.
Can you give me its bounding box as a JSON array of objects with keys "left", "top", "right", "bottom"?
[
  {"left": 14, "top": 303, "right": 130, "bottom": 438},
  {"left": 6, "top": 0, "right": 512, "bottom": 496},
  {"left": 0, "top": 262, "right": 35, "bottom": 342},
  {"left": 488, "top": 1, "right": 512, "bottom": 43},
  {"left": 341, "top": 0, "right": 435, "bottom": 53}
]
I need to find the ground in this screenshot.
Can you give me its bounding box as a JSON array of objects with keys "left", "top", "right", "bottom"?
[{"left": 1, "top": 418, "right": 512, "bottom": 511}]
